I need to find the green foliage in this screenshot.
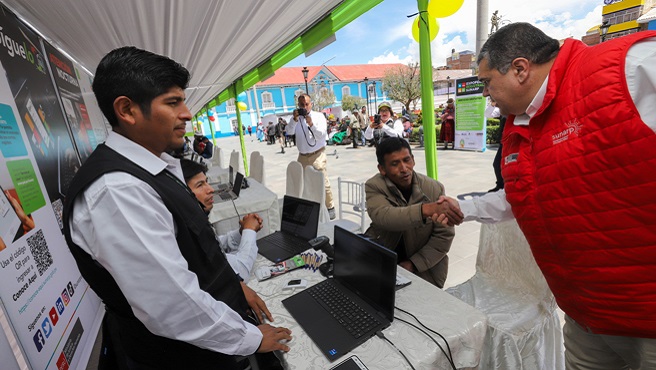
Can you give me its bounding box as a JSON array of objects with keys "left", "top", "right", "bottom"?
[
  {"left": 381, "top": 63, "right": 421, "bottom": 112},
  {"left": 310, "top": 89, "right": 336, "bottom": 111},
  {"left": 341, "top": 95, "right": 366, "bottom": 112}
]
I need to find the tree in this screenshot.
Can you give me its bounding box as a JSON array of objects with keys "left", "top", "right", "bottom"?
[
  {"left": 381, "top": 63, "right": 421, "bottom": 112},
  {"left": 310, "top": 87, "right": 336, "bottom": 111},
  {"left": 341, "top": 95, "right": 366, "bottom": 112}
]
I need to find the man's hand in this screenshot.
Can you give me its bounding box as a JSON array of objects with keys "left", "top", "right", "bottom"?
[
  {"left": 5, "top": 190, "right": 34, "bottom": 232},
  {"left": 240, "top": 213, "right": 263, "bottom": 233},
  {"left": 399, "top": 260, "right": 416, "bottom": 273},
  {"left": 432, "top": 213, "right": 448, "bottom": 226},
  {"left": 257, "top": 324, "right": 292, "bottom": 353},
  {"left": 292, "top": 109, "right": 299, "bottom": 121},
  {"left": 435, "top": 196, "right": 464, "bottom": 226},
  {"left": 241, "top": 282, "right": 273, "bottom": 323}
]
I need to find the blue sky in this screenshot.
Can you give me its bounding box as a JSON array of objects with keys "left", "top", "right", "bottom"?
[{"left": 287, "top": 0, "right": 603, "bottom": 68}]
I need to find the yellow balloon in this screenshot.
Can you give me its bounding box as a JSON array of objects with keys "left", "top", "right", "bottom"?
[
  {"left": 427, "top": 0, "right": 464, "bottom": 18},
  {"left": 412, "top": 15, "right": 439, "bottom": 43},
  {"left": 237, "top": 102, "right": 248, "bottom": 111}
]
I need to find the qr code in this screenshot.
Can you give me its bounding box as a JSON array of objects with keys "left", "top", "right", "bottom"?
[
  {"left": 51, "top": 199, "right": 64, "bottom": 230},
  {"left": 27, "top": 230, "right": 53, "bottom": 276}
]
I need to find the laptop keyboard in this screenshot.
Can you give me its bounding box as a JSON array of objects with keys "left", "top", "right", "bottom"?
[
  {"left": 264, "top": 232, "right": 306, "bottom": 254},
  {"left": 218, "top": 191, "right": 233, "bottom": 201},
  {"left": 308, "top": 280, "right": 381, "bottom": 339}
]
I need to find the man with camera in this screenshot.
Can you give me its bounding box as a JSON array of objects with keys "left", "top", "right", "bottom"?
[
  {"left": 364, "top": 102, "right": 404, "bottom": 147},
  {"left": 286, "top": 93, "right": 335, "bottom": 219}
]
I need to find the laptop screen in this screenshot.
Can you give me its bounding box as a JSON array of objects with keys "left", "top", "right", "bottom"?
[
  {"left": 281, "top": 196, "right": 319, "bottom": 240},
  {"left": 232, "top": 172, "right": 244, "bottom": 196},
  {"left": 333, "top": 226, "right": 396, "bottom": 322}
]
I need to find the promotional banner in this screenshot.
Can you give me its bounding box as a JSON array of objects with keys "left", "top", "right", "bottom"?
[
  {"left": 73, "top": 65, "right": 109, "bottom": 144},
  {"left": 43, "top": 43, "right": 98, "bottom": 162},
  {"left": 454, "top": 76, "right": 487, "bottom": 151},
  {"left": 0, "top": 4, "right": 102, "bottom": 370}
]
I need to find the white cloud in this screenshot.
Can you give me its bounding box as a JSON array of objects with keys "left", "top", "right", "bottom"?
[
  {"left": 368, "top": 51, "right": 414, "bottom": 65},
  {"left": 368, "top": 0, "right": 603, "bottom": 68}
]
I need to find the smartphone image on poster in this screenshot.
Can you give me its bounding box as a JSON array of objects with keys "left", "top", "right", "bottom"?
[{"left": 0, "top": 185, "right": 22, "bottom": 245}]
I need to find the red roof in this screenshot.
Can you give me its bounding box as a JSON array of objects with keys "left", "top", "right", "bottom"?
[{"left": 257, "top": 63, "right": 404, "bottom": 86}]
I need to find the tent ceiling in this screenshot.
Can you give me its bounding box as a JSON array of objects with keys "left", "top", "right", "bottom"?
[{"left": 2, "top": 0, "right": 365, "bottom": 114}]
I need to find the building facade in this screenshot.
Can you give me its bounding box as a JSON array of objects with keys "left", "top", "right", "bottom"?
[
  {"left": 602, "top": 0, "right": 656, "bottom": 40},
  {"left": 194, "top": 64, "right": 401, "bottom": 138}
]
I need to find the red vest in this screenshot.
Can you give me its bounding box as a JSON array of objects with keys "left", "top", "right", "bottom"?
[{"left": 502, "top": 32, "right": 656, "bottom": 338}]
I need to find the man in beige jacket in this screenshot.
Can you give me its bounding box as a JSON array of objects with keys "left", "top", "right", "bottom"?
[{"left": 364, "top": 138, "right": 460, "bottom": 288}]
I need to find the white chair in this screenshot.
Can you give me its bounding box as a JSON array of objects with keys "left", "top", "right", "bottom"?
[
  {"left": 446, "top": 219, "right": 565, "bottom": 370},
  {"left": 302, "top": 165, "right": 330, "bottom": 223},
  {"left": 325, "top": 177, "right": 366, "bottom": 233},
  {"left": 250, "top": 152, "right": 265, "bottom": 185},
  {"left": 285, "top": 161, "right": 304, "bottom": 198},
  {"left": 229, "top": 150, "right": 240, "bottom": 174},
  {"left": 209, "top": 146, "right": 223, "bottom": 168}
]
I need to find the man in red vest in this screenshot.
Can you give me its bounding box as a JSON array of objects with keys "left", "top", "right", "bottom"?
[{"left": 439, "top": 23, "right": 656, "bottom": 369}]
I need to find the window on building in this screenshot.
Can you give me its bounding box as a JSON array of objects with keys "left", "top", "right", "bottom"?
[
  {"left": 342, "top": 86, "right": 350, "bottom": 97},
  {"left": 226, "top": 98, "right": 235, "bottom": 107},
  {"left": 261, "top": 92, "right": 273, "bottom": 104}
]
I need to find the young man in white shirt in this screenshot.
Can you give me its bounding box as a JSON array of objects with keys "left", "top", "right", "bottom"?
[{"left": 63, "top": 46, "right": 290, "bottom": 369}]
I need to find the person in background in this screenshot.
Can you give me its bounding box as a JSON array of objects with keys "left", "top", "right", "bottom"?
[
  {"left": 401, "top": 114, "right": 413, "bottom": 138},
  {"left": 247, "top": 125, "right": 252, "bottom": 137},
  {"left": 349, "top": 112, "right": 361, "bottom": 149},
  {"left": 63, "top": 46, "right": 291, "bottom": 369},
  {"left": 484, "top": 99, "right": 505, "bottom": 192},
  {"left": 266, "top": 121, "right": 276, "bottom": 145},
  {"left": 360, "top": 106, "right": 368, "bottom": 146},
  {"left": 364, "top": 138, "right": 459, "bottom": 288},
  {"left": 276, "top": 118, "right": 286, "bottom": 153},
  {"left": 256, "top": 122, "right": 264, "bottom": 142},
  {"left": 286, "top": 93, "right": 336, "bottom": 219},
  {"left": 439, "top": 98, "right": 455, "bottom": 149},
  {"left": 200, "top": 137, "right": 213, "bottom": 159},
  {"left": 364, "top": 102, "right": 404, "bottom": 147},
  {"left": 437, "top": 22, "right": 656, "bottom": 369},
  {"left": 181, "top": 159, "right": 260, "bottom": 281}
]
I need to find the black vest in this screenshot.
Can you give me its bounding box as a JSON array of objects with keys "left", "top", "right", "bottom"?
[{"left": 63, "top": 144, "right": 252, "bottom": 369}]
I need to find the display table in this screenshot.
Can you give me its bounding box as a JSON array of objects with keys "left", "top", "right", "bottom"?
[
  {"left": 248, "top": 245, "right": 488, "bottom": 369},
  {"left": 206, "top": 165, "right": 230, "bottom": 185},
  {"left": 208, "top": 178, "right": 280, "bottom": 239}
]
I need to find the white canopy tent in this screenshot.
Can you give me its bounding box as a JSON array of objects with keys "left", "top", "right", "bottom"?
[{"left": 3, "top": 0, "right": 382, "bottom": 114}]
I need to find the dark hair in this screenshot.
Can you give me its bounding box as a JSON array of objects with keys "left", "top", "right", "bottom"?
[
  {"left": 92, "top": 46, "right": 191, "bottom": 127},
  {"left": 376, "top": 137, "right": 412, "bottom": 167},
  {"left": 477, "top": 23, "right": 559, "bottom": 74},
  {"left": 180, "top": 158, "right": 208, "bottom": 183},
  {"left": 298, "top": 93, "right": 311, "bottom": 102}
]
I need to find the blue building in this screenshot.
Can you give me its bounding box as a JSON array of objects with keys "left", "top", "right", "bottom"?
[{"left": 194, "top": 64, "right": 402, "bottom": 137}]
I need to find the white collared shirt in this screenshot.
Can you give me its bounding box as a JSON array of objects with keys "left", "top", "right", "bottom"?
[
  {"left": 286, "top": 111, "right": 327, "bottom": 154},
  {"left": 218, "top": 229, "right": 258, "bottom": 283},
  {"left": 70, "top": 131, "right": 262, "bottom": 355},
  {"left": 363, "top": 118, "right": 404, "bottom": 140},
  {"left": 461, "top": 38, "right": 656, "bottom": 222}
]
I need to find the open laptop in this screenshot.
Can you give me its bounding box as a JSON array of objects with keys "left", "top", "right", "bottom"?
[
  {"left": 211, "top": 165, "right": 233, "bottom": 192},
  {"left": 257, "top": 195, "right": 320, "bottom": 262},
  {"left": 213, "top": 171, "right": 243, "bottom": 203},
  {"left": 283, "top": 226, "right": 397, "bottom": 362}
]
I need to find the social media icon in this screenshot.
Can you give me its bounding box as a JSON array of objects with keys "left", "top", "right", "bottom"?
[
  {"left": 49, "top": 307, "right": 59, "bottom": 326},
  {"left": 42, "top": 318, "right": 53, "bottom": 338},
  {"left": 56, "top": 298, "right": 65, "bottom": 315},
  {"left": 33, "top": 330, "right": 45, "bottom": 352},
  {"left": 67, "top": 282, "right": 74, "bottom": 297},
  {"left": 61, "top": 289, "right": 70, "bottom": 306}
]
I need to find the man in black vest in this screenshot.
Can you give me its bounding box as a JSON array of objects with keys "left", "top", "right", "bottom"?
[{"left": 63, "top": 46, "right": 290, "bottom": 369}]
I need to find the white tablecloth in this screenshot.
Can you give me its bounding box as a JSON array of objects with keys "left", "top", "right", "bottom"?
[
  {"left": 205, "top": 165, "right": 230, "bottom": 185},
  {"left": 248, "top": 248, "right": 487, "bottom": 369},
  {"left": 208, "top": 178, "right": 280, "bottom": 239}
]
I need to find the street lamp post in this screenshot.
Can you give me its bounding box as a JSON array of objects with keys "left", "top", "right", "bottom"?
[
  {"left": 599, "top": 20, "right": 611, "bottom": 42},
  {"left": 372, "top": 81, "right": 377, "bottom": 109},
  {"left": 446, "top": 76, "right": 451, "bottom": 100},
  {"left": 302, "top": 67, "right": 309, "bottom": 93},
  {"left": 364, "top": 77, "right": 370, "bottom": 115}
]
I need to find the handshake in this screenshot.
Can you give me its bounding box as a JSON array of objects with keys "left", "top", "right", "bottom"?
[{"left": 422, "top": 196, "right": 463, "bottom": 226}]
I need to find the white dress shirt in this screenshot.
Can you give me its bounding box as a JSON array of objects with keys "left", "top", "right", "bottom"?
[
  {"left": 461, "top": 38, "right": 656, "bottom": 222},
  {"left": 363, "top": 119, "right": 404, "bottom": 140},
  {"left": 219, "top": 229, "right": 257, "bottom": 282},
  {"left": 70, "top": 131, "right": 262, "bottom": 356},
  {"left": 286, "top": 111, "right": 328, "bottom": 154}
]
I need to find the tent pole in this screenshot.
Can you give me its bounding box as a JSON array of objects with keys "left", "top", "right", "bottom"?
[
  {"left": 233, "top": 85, "right": 249, "bottom": 177},
  {"left": 417, "top": 0, "right": 438, "bottom": 180}
]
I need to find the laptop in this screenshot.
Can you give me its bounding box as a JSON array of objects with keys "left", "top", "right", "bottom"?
[
  {"left": 213, "top": 171, "right": 243, "bottom": 203},
  {"left": 282, "top": 226, "right": 397, "bottom": 362},
  {"left": 257, "top": 196, "right": 320, "bottom": 262},
  {"left": 211, "top": 165, "right": 233, "bottom": 192}
]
